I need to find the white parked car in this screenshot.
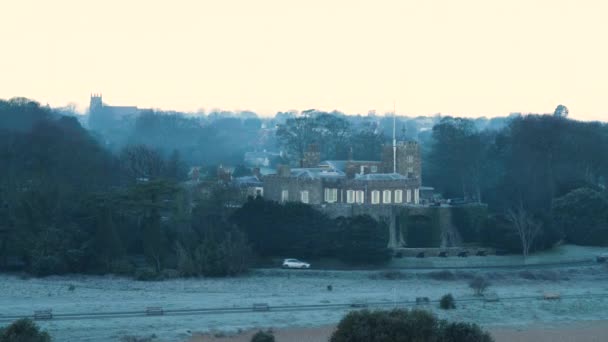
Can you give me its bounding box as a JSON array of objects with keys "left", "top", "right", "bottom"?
[{"left": 282, "top": 258, "right": 311, "bottom": 269}]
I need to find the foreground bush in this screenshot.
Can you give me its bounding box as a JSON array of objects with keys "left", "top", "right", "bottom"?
[
  {"left": 440, "top": 294, "right": 456, "bottom": 310},
  {"left": 0, "top": 319, "right": 51, "bottom": 342},
  {"left": 330, "top": 309, "right": 493, "bottom": 342},
  {"left": 251, "top": 330, "right": 274, "bottom": 342}
]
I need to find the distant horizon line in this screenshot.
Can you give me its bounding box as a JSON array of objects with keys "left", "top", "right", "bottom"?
[{"left": 2, "top": 95, "right": 603, "bottom": 122}]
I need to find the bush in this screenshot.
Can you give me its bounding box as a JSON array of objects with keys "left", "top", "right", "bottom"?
[
  {"left": 111, "top": 259, "right": 136, "bottom": 276},
  {"left": 251, "top": 330, "right": 274, "bottom": 342},
  {"left": 440, "top": 294, "right": 456, "bottom": 310},
  {"left": 439, "top": 321, "right": 493, "bottom": 342},
  {"left": 469, "top": 276, "right": 490, "bottom": 296},
  {"left": 134, "top": 267, "right": 159, "bottom": 281},
  {"left": 30, "top": 255, "right": 67, "bottom": 277},
  {"left": 160, "top": 268, "right": 180, "bottom": 279},
  {"left": 0, "top": 318, "right": 51, "bottom": 342},
  {"left": 428, "top": 270, "right": 456, "bottom": 281},
  {"left": 330, "top": 309, "right": 493, "bottom": 342},
  {"left": 331, "top": 309, "right": 438, "bottom": 342},
  {"left": 552, "top": 188, "right": 608, "bottom": 246}
]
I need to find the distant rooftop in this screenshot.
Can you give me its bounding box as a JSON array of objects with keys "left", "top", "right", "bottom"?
[
  {"left": 288, "top": 167, "right": 346, "bottom": 180},
  {"left": 353, "top": 173, "right": 408, "bottom": 181}
]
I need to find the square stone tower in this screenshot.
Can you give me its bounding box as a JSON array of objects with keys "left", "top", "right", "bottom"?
[{"left": 381, "top": 141, "right": 421, "bottom": 181}]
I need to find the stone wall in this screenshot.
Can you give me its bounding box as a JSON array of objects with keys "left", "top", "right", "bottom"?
[
  {"left": 381, "top": 141, "right": 422, "bottom": 183},
  {"left": 263, "top": 175, "right": 323, "bottom": 204},
  {"left": 316, "top": 203, "right": 484, "bottom": 249}
]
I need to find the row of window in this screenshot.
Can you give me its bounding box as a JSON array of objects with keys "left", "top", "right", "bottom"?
[
  {"left": 345, "top": 189, "right": 417, "bottom": 204},
  {"left": 282, "top": 189, "right": 311, "bottom": 204},
  {"left": 281, "top": 188, "right": 419, "bottom": 204}
]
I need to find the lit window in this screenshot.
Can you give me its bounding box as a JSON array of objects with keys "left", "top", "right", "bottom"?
[
  {"left": 414, "top": 188, "right": 420, "bottom": 204},
  {"left": 360, "top": 165, "right": 365, "bottom": 174},
  {"left": 371, "top": 190, "right": 380, "bottom": 204},
  {"left": 371, "top": 165, "right": 378, "bottom": 173},
  {"left": 407, "top": 167, "right": 414, "bottom": 174},
  {"left": 356, "top": 190, "right": 365, "bottom": 204},
  {"left": 406, "top": 189, "right": 412, "bottom": 203},
  {"left": 395, "top": 190, "right": 403, "bottom": 203},
  {"left": 324, "top": 188, "right": 338, "bottom": 203},
  {"left": 407, "top": 155, "right": 414, "bottom": 163},
  {"left": 347, "top": 190, "right": 355, "bottom": 204},
  {"left": 383, "top": 190, "right": 391, "bottom": 204},
  {"left": 300, "top": 190, "right": 309, "bottom": 204},
  {"left": 281, "top": 190, "right": 288, "bottom": 202}
]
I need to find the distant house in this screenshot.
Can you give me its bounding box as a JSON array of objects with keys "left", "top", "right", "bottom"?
[{"left": 263, "top": 142, "right": 422, "bottom": 206}]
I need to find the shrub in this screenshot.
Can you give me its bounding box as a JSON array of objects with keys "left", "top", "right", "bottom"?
[
  {"left": 111, "top": 259, "right": 136, "bottom": 276},
  {"left": 330, "top": 309, "right": 493, "bottom": 342},
  {"left": 160, "top": 268, "right": 180, "bottom": 279},
  {"left": 428, "top": 270, "right": 456, "bottom": 281},
  {"left": 440, "top": 294, "right": 456, "bottom": 310},
  {"left": 439, "top": 322, "right": 493, "bottom": 342},
  {"left": 134, "top": 267, "right": 159, "bottom": 281},
  {"left": 30, "top": 255, "right": 67, "bottom": 277},
  {"left": 251, "top": 330, "right": 275, "bottom": 342},
  {"left": 469, "top": 276, "right": 490, "bottom": 296},
  {"left": 0, "top": 318, "right": 51, "bottom": 342}
]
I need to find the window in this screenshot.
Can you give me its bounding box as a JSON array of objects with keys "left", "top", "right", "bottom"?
[
  {"left": 383, "top": 190, "right": 392, "bottom": 204},
  {"left": 406, "top": 189, "right": 412, "bottom": 203},
  {"left": 407, "top": 166, "right": 414, "bottom": 174},
  {"left": 346, "top": 190, "right": 355, "bottom": 204},
  {"left": 360, "top": 165, "right": 365, "bottom": 174},
  {"left": 371, "top": 165, "right": 378, "bottom": 173},
  {"left": 300, "top": 190, "right": 309, "bottom": 204},
  {"left": 394, "top": 190, "right": 403, "bottom": 203},
  {"left": 324, "top": 188, "right": 338, "bottom": 203},
  {"left": 281, "top": 190, "right": 289, "bottom": 202},
  {"left": 371, "top": 190, "right": 380, "bottom": 204},
  {"left": 414, "top": 188, "right": 420, "bottom": 204},
  {"left": 407, "top": 155, "right": 414, "bottom": 163},
  {"left": 255, "top": 187, "right": 264, "bottom": 197},
  {"left": 356, "top": 190, "right": 365, "bottom": 204}
]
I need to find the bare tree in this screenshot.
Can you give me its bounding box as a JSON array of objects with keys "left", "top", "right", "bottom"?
[
  {"left": 469, "top": 276, "right": 490, "bottom": 296},
  {"left": 506, "top": 203, "right": 542, "bottom": 258}
]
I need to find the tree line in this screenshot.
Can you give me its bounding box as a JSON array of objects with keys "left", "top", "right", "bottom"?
[
  {"left": 1, "top": 98, "right": 606, "bottom": 278},
  {"left": 0, "top": 98, "right": 390, "bottom": 277},
  {"left": 425, "top": 113, "right": 608, "bottom": 252}
]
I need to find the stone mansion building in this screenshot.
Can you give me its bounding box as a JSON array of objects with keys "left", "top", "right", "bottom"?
[{"left": 263, "top": 141, "right": 422, "bottom": 207}]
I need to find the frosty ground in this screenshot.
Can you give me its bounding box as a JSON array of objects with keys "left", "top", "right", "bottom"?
[{"left": 1, "top": 247, "right": 607, "bottom": 341}]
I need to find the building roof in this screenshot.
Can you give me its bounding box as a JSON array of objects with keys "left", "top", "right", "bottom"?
[
  {"left": 233, "top": 176, "right": 263, "bottom": 187},
  {"left": 319, "top": 160, "right": 347, "bottom": 172},
  {"left": 105, "top": 105, "right": 140, "bottom": 116},
  {"left": 289, "top": 168, "right": 346, "bottom": 180},
  {"left": 320, "top": 160, "right": 381, "bottom": 172},
  {"left": 353, "top": 173, "right": 408, "bottom": 181}
]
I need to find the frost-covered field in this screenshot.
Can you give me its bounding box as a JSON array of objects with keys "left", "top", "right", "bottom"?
[{"left": 1, "top": 264, "right": 608, "bottom": 342}]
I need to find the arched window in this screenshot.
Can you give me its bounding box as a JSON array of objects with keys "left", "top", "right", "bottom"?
[
  {"left": 394, "top": 190, "right": 403, "bottom": 203},
  {"left": 300, "top": 190, "right": 309, "bottom": 204},
  {"left": 346, "top": 190, "right": 355, "bottom": 204},
  {"left": 356, "top": 190, "right": 365, "bottom": 204},
  {"left": 383, "top": 190, "right": 392, "bottom": 204},
  {"left": 371, "top": 190, "right": 380, "bottom": 204}
]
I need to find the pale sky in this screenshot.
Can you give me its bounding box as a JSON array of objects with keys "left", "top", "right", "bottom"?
[{"left": 1, "top": 0, "right": 607, "bottom": 120}]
